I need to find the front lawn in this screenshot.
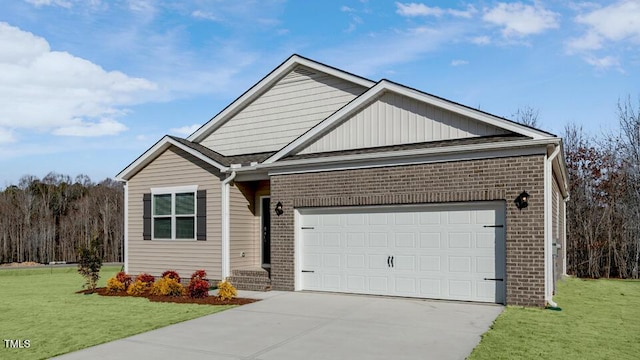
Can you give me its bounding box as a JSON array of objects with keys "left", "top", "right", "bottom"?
[
  {"left": 470, "top": 277, "right": 640, "bottom": 359},
  {"left": 0, "top": 265, "right": 233, "bottom": 360}
]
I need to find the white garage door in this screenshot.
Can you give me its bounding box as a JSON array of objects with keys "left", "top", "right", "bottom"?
[{"left": 298, "top": 202, "right": 506, "bottom": 303}]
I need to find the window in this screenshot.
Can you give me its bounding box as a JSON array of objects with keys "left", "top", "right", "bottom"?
[{"left": 143, "top": 186, "right": 206, "bottom": 241}]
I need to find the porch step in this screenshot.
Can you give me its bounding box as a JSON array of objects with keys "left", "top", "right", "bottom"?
[{"left": 228, "top": 268, "right": 271, "bottom": 292}]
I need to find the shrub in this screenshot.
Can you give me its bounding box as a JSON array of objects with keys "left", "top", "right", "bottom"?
[
  {"left": 187, "top": 278, "right": 209, "bottom": 298},
  {"left": 151, "top": 277, "right": 185, "bottom": 297},
  {"left": 217, "top": 280, "right": 237, "bottom": 301},
  {"left": 115, "top": 271, "right": 132, "bottom": 289},
  {"left": 106, "top": 277, "right": 125, "bottom": 293},
  {"left": 161, "top": 270, "right": 181, "bottom": 283},
  {"left": 76, "top": 239, "right": 103, "bottom": 292},
  {"left": 135, "top": 273, "right": 155, "bottom": 285},
  {"left": 127, "top": 280, "right": 147, "bottom": 296},
  {"left": 190, "top": 269, "right": 207, "bottom": 280}
]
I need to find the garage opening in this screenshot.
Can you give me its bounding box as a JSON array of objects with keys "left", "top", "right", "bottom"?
[{"left": 296, "top": 202, "right": 506, "bottom": 304}]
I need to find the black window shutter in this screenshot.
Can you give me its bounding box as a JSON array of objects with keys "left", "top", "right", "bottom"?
[
  {"left": 143, "top": 193, "right": 151, "bottom": 240},
  {"left": 196, "top": 190, "right": 207, "bottom": 240}
]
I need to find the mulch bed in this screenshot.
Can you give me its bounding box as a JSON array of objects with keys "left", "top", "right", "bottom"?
[{"left": 77, "top": 287, "right": 258, "bottom": 306}]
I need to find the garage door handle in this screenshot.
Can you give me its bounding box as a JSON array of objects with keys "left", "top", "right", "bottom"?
[
  {"left": 390, "top": 256, "right": 394, "bottom": 268},
  {"left": 301, "top": 227, "right": 315, "bottom": 230},
  {"left": 484, "top": 278, "right": 504, "bottom": 281},
  {"left": 302, "top": 270, "right": 315, "bottom": 273}
]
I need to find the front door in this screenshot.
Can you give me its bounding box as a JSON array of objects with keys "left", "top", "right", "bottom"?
[{"left": 261, "top": 197, "right": 271, "bottom": 268}]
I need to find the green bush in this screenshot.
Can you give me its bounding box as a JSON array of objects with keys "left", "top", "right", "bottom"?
[{"left": 77, "top": 239, "right": 103, "bottom": 292}]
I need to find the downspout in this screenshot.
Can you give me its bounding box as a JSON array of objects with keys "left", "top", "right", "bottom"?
[
  {"left": 123, "top": 182, "right": 129, "bottom": 274},
  {"left": 563, "top": 195, "right": 570, "bottom": 276},
  {"left": 221, "top": 171, "right": 237, "bottom": 280},
  {"left": 545, "top": 144, "right": 561, "bottom": 308}
]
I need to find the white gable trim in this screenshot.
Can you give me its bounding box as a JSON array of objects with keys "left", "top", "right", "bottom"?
[
  {"left": 187, "top": 54, "right": 376, "bottom": 143},
  {"left": 115, "top": 136, "right": 227, "bottom": 181},
  {"left": 264, "top": 80, "right": 553, "bottom": 164}
]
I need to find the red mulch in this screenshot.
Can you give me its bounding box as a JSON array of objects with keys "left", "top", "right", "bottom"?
[{"left": 77, "top": 287, "right": 258, "bottom": 306}]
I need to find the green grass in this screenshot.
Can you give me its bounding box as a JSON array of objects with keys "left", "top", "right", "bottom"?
[
  {"left": 0, "top": 266, "right": 233, "bottom": 360},
  {"left": 469, "top": 277, "right": 640, "bottom": 359}
]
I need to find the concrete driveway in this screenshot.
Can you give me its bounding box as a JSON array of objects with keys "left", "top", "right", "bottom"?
[{"left": 55, "top": 291, "right": 502, "bottom": 360}]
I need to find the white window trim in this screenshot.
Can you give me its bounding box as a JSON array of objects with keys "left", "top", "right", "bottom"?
[{"left": 151, "top": 185, "right": 198, "bottom": 241}]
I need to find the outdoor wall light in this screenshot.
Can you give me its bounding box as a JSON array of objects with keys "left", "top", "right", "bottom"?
[
  {"left": 274, "top": 201, "right": 284, "bottom": 216},
  {"left": 514, "top": 191, "right": 530, "bottom": 210}
]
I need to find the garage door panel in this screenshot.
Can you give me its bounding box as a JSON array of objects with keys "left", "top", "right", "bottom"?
[
  {"left": 395, "top": 277, "right": 417, "bottom": 293},
  {"left": 346, "top": 233, "right": 365, "bottom": 248},
  {"left": 448, "top": 211, "right": 471, "bottom": 224},
  {"left": 394, "top": 213, "right": 415, "bottom": 225},
  {"left": 346, "top": 254, "right": 365, "bottom": 269},
  {"left": 395, "top": 233, "right": 415, "bottom": 248},
  {"left": 449, "top": 280, "right": 472, "bottom": 298},
  {"left": 419, "top": 256, "right": 441, "bottom": 271},
  {"left": 299, "top": 202, "right": 506, "bottom": 303},
  {"left": 420, "top": 233, "right": 441, "bottom": 249},
  {"left": 448, "top": 256, "right": 471, "bottom": 273},
  {"left": 370, "top": 233, "right": 389, "bottom": 247},
  {"left": 449, "top": 233, "right": 472, "bottom": 248},
  {"left": 322, "top": 233, "right": 341, "bottom": 247}
]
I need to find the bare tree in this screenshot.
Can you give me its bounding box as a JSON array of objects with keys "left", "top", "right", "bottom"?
[{"left": 512, "top": 105, "right": 541, "bottom": 128}]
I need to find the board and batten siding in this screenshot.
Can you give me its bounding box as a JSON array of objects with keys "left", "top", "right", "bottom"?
[
  {"left": 127, "top": 146, "right": 223, "bottom": 280},
  {"left": 200, "top": 66, "right": 368, "bottom": 155},
  {"left": 298, "top": 91, "right": 510, "bottom": 154}
]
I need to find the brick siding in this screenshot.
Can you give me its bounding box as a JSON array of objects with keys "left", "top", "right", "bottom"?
[{"left": 270, "top": 154, "right": 546, "bottom": 307}]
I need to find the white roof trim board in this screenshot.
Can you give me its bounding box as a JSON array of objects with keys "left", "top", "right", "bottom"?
[
  {"left": 187, "top": 54, "right": 376, "bottom": 143},
  {"left": 264, "top": 80, "right": 553, "bottom": 164},
  {"left": 115, "top": 136, "right": 227, "bottom": 181}
]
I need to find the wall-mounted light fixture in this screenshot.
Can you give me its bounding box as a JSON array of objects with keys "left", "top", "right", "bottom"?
[
  {"left": 514, "top": 191, "right": 530, "bottom": 210},
  {"left": 274, "top": 201, "right": 284, "bottom": 216}
]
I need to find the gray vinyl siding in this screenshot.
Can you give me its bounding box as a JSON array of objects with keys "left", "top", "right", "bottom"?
[
  {"left": 229, "top": 183, "right": 258, "bottom": 269},
  {"left": 299, "top": 91, "right": 510, "bottom": 154},
  {"left": 200, "top": 66, "right": 368, "bottom": 155},
  {"left": 552, "top": 176, "right": 564, "bottom": 282},
  {"left": 127, "top": 146, "right": 223, "bottom": 280}
]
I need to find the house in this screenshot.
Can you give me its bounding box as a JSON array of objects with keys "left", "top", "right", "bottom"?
[{"left": 116, "top": 54, "right": 569, "bottom": 307}]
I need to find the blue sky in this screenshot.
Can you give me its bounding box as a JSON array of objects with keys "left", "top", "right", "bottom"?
[{"left": 0, "top": 0, "right": 638, "bottom": 187}]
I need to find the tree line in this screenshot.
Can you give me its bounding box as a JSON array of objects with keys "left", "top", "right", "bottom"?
[
  {"left": 563, "top": 97, "right": 640, "bottom": 278},
  {"left": 0, "top": 173, "right": 123, "bottom": 264}
]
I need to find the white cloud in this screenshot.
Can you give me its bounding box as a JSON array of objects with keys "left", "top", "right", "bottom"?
[
  {"left": 483, "top": 2, "right": 560, "bottom": 37},
  {"left": 396, "top": 2, "right": 444, "bottom": 17},
  {"left": 24, "top": 0, "right": 72, "bottom": 8},
  {"left": 584, "top": 55, "right": 620, "bottom": 69},
  {"left": 471, "top": 35, "right": 491, "bottom": 45},
  {"left": 395, "top": 2, "right": 476, "bottom": 18},
  {"left": 192, "top": 10, "right": 218, "bottom": 21},
  {"left": 568, "top": 1, "right": 640, "bottom": 52},
  {"left": 341, "top": 6, "right": 355, "bottom": 12},
  {"left": 53, "top": 118, "right": 128, "bottom": 137},
  {"left": 169, "top": 124, "right": 202, "bottom": 136},
  {"left": 0, "top": 22, "right": 157, "bottom": 137},
  {"left": 0, "top": 128, "right": 15, "bottom": 144},
  {"left": 450, "top": 59, "right": 469, "bottom": 66}
]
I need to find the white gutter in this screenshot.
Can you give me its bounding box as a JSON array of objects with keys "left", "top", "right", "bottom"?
[
  {"left": 123, "top": 182, "right": 129, "bottom": 274},
  {"left": 221, "top": 171, "right": 237, "bottom": 280},
  {"left": 232, "top": 138, "right": 560, "bottom": 173},
  {"left": 545, "top": 144, "right": 561, "bottom": 307}
]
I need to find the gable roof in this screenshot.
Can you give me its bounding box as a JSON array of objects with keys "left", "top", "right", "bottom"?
[
  {"left": 263, "top": 79, "right": 556, "bottom": 164},
  {"left": 115, "top": 135, "right": 275, "bottom": 181},
  {"left": 187, "top": 54, "right": 376, "bottom": 143}
]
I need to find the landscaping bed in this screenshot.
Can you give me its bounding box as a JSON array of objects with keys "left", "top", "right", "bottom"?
[{"left": 79, "top": 287, "right": 258, "bottom": 305}]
